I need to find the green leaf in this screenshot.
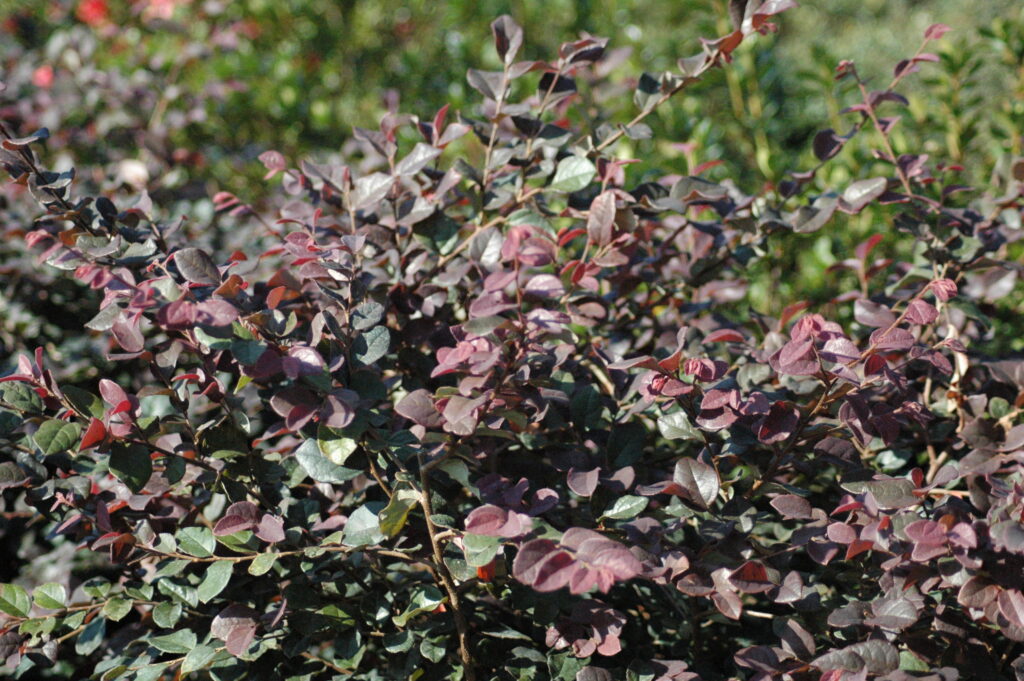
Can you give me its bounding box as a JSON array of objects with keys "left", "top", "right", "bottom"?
[
  {"left": 343, "top": 504, "right": 386, "bottom": 547},
  {"left": 550, "top": 156, "right": 596, "bottom": 192},
  {"left": 109, "top": 442, "right": 153, "bottom": 493},
  {"left": 75, "top": 616, "right": 106, "bottom": 655},
  {"left": 0, "top": 411, "right": 19, "bottom": 437},
  {"left": 134, "top": 663, "right": 171, "bottom": 681},
  {"left": 658, "top": 410, "right": 701, "bottom": 441},
  {"left": 33, "top": 582, "right": 66, "bottom": 610},
  {"left": 462, "top": 533, "right": 500, "bottom": 567},
  {"left": 156, "top": 579, "right": 199, "bottom": 608},
  {"left": 176, "top": 527, "right": 215, "bottom": 558},
  {"left": 62, "top": 385, "right": 105, "bottom": 418},
  {"left": 378, "top": 488, "right": 420, "bottom": 538},
  {"left": 351, "top": 301, "right": 385, "bottom": 331},
  {"left": 33, "top": 419, "right": 81, "bottom": 455},
  {"left": 0, "top": 583, "right": 31, "bottom": 617},
  {"left": 0, "top": 462, "right": 27, "bottom": 490},
  {"left": 197, "top": 560, "right": 233, "bottom": 603},
  {"left": 393, "top": 585, "right": 445, "bottom": 626},
  {"left": 0, "top": 382, "right": 43, "bottom": 413},
  {"left": 82, "top": 577, "right": 111, "bottom": 598},
  {"left": 182, "top": 644, "right": 219, "bottom": 674},
  {"left": 152, "top": 601, "right": 182, "bottom": 628},
  {"left": 102, "top": 597, "right": 133, "bottom": 622},
  {"left": 230, "top": 339, "right": 266, "bottom": 365},
  {"left": 248, "top": 553, "right": 277, "bottom": 576},
  {"left": 150, "top": 629, "right": 197, "bottom": 654},
  {"left": 384, "top": 630, "right": 414, "bottom": 653},
  {"left": 603, "top": 495, "right": 649, "bottom": 520},
  {"left": 317, "top": 424, "right": 358, "bottom": 466},
  {"left": 295, "top": 438, "right": 362, "bottom": 483},
  {"left": 352, "top": 326, "right": 390, "bottom": 367},
  {"left": 20, "top": 616, "right": 57, "bottom": 638}
]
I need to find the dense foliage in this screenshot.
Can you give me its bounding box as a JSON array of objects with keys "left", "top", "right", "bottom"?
[{"left": 2, "top": 2, "right": 1024, "bottom": 680}]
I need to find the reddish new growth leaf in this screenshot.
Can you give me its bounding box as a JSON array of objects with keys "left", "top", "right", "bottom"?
[
  {"left": 929, "top": 278, "right": 958, "bottom": 301},
  {"left": 464, "top": 505, "right": 532, "bottom": 538},
  {"left": 513, "top": 529, "right": 641, "bottom": 595}
]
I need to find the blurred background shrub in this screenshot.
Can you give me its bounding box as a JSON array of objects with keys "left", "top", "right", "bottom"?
[{"left": 2, "top": 0, "right": 1022, "bottom": 363}]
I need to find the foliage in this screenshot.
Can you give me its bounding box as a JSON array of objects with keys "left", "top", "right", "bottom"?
[{"left": 2, "top": 2, "right": 1024, "bottom": 680}]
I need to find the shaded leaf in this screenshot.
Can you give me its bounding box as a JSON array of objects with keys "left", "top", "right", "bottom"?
[{"left": 175, "top": 248, "right": 220, "bottom": 285}]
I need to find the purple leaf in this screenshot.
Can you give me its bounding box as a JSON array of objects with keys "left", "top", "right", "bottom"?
[
  {"left": 175, "top": 247, "right": 220, "bottom": 285},
  {"left": 213, "top": 501, "right": 260, "bottom": 536},
  {"left": 491, "top": 15, "right": 523, "bottom": 65},
  {"left": 758, "top": 401, "right": 799, "bottom": 444},
  {"left": 395, "top": 143, "right": 442, "bottom": 177},
  {"left": 567, "top": 468, "right": 600, "bottom": 497},
  {"left": 771, "top": 494, "right": 813, "bottom": 519},
  {"left": 998, "top": 590, "right": 1024, "bottom": 628},
  {"left": 512, "top": 539, "right": 574, "bottom": 592},
  {"left": 854, "top": 298, "right": 896, "bottom": 328},
  {"left": 255, "top": 514, "right": 286, "bottom": 544},
  {"left": 524, "top": 274, "right": 564, "bottom": 298},
  {"left": 464, "top": 504, "right": 531, "bottom": 538},
  {"left": 869, "top": 327, "right": 915, "bottom": 350},
  {"left": 258, "top": 150, "right": 286, "bottom": 178},
  {"left": 813, "top": 129, "right": 843, "bottom": 161},
  {"left": 672, "top": 458, "right": 719, "bottom": 510},
  {"left": 395, "top": 389, "right": 441, "bottom": 427},
  {"left": 772, "top": 336, "right": 819, "bottom": 376},
  {"left": 111, "top": 314, "right": 144, "bottom": 353},
  {"left": 904, "top": 299, "right": 938, "bottom": 325},
  {"left": 211, "top": 604, "right": 259, "bottom": 657},
  {"left": 270, "top": 386, "right": 317, "bottom": 419},
  {"left": 195, "top": 299, "right": 239, "bottom": 326},
  {"left": 587, "top": 191, "right": 616, "bottom": 246},
  {"left": 929, "top": 278, "right": 957, "bottom": 301}
]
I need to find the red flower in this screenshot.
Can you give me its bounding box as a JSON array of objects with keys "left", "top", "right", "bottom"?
[
  {"left": 32, "top": 65, "right": 54, "bottom": 89},
  {"left": 76, "top": 0, "right": 109, "bottom": 27}
]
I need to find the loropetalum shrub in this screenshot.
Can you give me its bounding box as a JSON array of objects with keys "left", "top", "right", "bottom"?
[{"left": 2, "top": 4, "right": 1024, "bottom": 680}]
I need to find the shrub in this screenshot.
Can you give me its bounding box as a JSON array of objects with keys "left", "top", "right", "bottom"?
[{"left": 2, "top": 3, "right": 1023, "bottom": 680}]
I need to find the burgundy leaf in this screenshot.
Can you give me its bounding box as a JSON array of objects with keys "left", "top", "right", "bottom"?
[
  {"left": 773, "top": 336, "right": 819, "bottom": 376},
  {"left": 512, "top": 539, "right": 574, "bottom": 592},
  {"left": 395, "top": 389, "right": 442, "bottom": 427},
  {"left": 255, "top": 514, "right": 286, "bottom": 544},
  {"left": 195, "top": 299, "right": 239, "bottom": 326},
  {"left": 587, "top": 191, "right": 616, "bottom": 246},
  {"left": 567, "top": 467, "right": 600, "bottom": 497},
  {"left": 869, "top": 327, "right": 915, "bottom": 350},
  {"left": 771, "top": 494, "right": 813, "bottom": 519},
  {"left": 465, "top": 504, "right": 530, "bottom": 538},
  {"left": 673, "top": 458, "right": 719, "bottom": 510},
  {"left": 929, "top": 278, "right": 957, "bottom": 301},
  {"left": 854, "top": 298, "right": 896, "bottom": 328},
  {"left": 213, "top": 501, "right": 260, "bottom": 536},
  {"left": 175, "top": 247, "right": 221, "bottom": 285},
  {"left": 211, "top": 604, "right": 259, "bottom": 657},
  {"left": 111, "top": 314, "right": 144, "bottom": 353},
  {"left": 813, "top": 129, "right": 843, "bottom": 162},
  {"left": 758, "top": 401, "right": 799, "bottom": 444},
  {"left": 998, "top": 590, "right": 1024, "bottom": 628},
  {"left": 904, "top": 299, "right": 938, "bottom": 325},
  {"left": 491, "top": 15, "right": 523, "bottom": 65}
]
